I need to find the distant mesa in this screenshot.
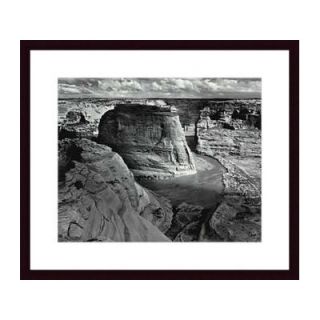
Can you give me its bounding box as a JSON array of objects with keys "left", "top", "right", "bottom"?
[
  {"left": 58, "top": 110, "right": 96, "bottom": 140},
  {"left": 65, "top": 110, "right": 88, "bottom": 125},
  {"left": 58, "top": 102, "right": 114, "bottom": 140},
  {"left": 98, "top": 104, "right": 197, "bottom": 180}
]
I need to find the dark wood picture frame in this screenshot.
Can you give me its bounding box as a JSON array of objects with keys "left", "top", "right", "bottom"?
[{"left": 20, "top": 40, "right": 299, "bottom": 280}]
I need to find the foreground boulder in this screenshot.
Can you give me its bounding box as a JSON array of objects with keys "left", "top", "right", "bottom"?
[
  {"left": 58, "top": 139, "right": 173, "bottom": 241},
  {"left": 98, "top": 104, "right": 196, "bottom": 180},
  {"left": 165, "top": 202, "right": 205, "bottom": 241},
  {"left": 206, "top": 198, "right": 261, "bottom": 242}
]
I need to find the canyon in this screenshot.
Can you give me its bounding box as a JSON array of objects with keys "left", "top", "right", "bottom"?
[{"left": 58, "top": 98, "right": 261, "bottom": 242}]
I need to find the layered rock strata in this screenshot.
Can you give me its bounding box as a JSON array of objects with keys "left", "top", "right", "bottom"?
[
  {"left": 194, "top": 106, "right": 261, "bottom": 241},
  {"left": 58, "top": 138, "right": 173, "bottom": 242},
  {"left": 196, "top": 117, "right": 261, "bottom": 157},
  {"left": 58, "top": 99, "right": 115, "bottom": 124},
  {"left": 98, "top": 104, "right": 196, "bottom": 180},
  {"left": 58, "top": 110, "right": 97, "bottom": 140},
  {"left": 58, "top": 102, "right": 115, "bottom": 140}
]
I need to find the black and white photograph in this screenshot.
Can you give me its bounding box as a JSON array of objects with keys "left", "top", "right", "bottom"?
[
  {"left": 20, "top": 40, "right": 299, "bottom": 280},
  {"left": 58, "top": 77, "right": 262, "bottom": 242}
]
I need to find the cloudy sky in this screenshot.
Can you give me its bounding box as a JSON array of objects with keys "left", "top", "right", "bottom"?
[{"left": 58, "top": 78, "right": 261, "bottom": 99}]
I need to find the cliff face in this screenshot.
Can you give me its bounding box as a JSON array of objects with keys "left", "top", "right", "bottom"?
[
  {"left": 196, "top": 104, "right": 261, "bottom": 157},
  {"left": 58, "top": 102, "right": 114, "bottom": 140},
  {"left": 58, "top": 139, "right": 173, "bottom": 242},
  {"left": 98, "top": 104, "right": 196, "bottom": 180},
  {"left": 194, "top": 106, "right": 261, "bottom": 241},
  {"left": 196, "top": 118, "right": 261, "bottom": 158}
]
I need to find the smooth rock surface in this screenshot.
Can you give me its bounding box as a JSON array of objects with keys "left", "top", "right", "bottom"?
[{"left": 58, "top": 139, "right": 173, "bottom": 242}]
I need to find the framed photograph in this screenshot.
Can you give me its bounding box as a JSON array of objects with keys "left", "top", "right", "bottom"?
[{"left": 20, "top": 40, "right": 299, "bottom": 280}]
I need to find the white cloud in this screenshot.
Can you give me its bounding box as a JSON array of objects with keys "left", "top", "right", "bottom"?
[
  {"left": 58, "top": 78, "right": 261, "bottom": 98},
  {"left": 152, "top": 81, "right": 162, "bottom": 91},
  {"left": 59, "top": 84, "right": 81, "bottom": 94}
]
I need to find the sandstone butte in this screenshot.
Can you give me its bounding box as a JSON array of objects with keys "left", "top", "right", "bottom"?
[
  {"left": 97, "top": 104, "right": 197, "bottom": 180},
  {"left": 58, "top": 138, "right": 173, "bottom": 242}
]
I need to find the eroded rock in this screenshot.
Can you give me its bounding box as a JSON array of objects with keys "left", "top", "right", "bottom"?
[
  {"left": 58, "top": 111, "right": 96, "bottom": 140},
  {"left": 58, "top": 139, "right": 173, "bottom": 242},
  {"left": 207, "top": 197, "right": 261, "bottom": 242},
  {"left": 166, "top": 202, "right": 205, "bottom": 241},
  {"left": 193, "top": 103, "right": 261, "bottom": 242},
  {"left": 98, "top": 104, "right": 197, "bottom": 180},
  {"left": 58, "top": 103, "right": 115, "bottom": 140}
]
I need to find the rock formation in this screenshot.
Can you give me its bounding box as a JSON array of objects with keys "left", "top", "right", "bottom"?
[
  {"left": 58, "top": 101, "right": 114, "bottom": 140},
  {"left": 206, "top": 199, "right": 261, "bottom": 241},
  {"left": 58, "top": 99, "right": 115, "bottom": 124},
  {"left": 58, "top": 138, "right": 173, "bottom": 242},
  {"left": 193, "top": 105, "right": 261, "bottom": 241},
  {"left": 98, "top": 104, "right": 196, "bottom": 180},
  {"left": 201, "top": 155, "right": 261, "bottom": 242},
  {"left": 196, "top": 106, "right": 261, "bottom": 158},
  {"left": 58, "top": 110, "right": 97, "bottom": 140},
  {"left": 165, "top": 202, "right": 205, "bottom": 241}
]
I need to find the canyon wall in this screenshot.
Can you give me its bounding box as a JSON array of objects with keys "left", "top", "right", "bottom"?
[
  {"left": 58, "top": 100, "right": 114, "bottom": 139},
  {"left": 196, "top": 104, "right": 261, "bottom": 157},
  {"left": 98, "top": 104, "right": 196, "bottom": 180},
  {"left": 58, "top": 139, "right": 173, "bottom": 242},
  {"left": 194, "top": 104, "right": 261, "bottom": 241}
]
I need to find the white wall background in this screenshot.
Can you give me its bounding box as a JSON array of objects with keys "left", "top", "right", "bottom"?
[{"left": 0, "top": 1, "right": 319, "bottom": 320}]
